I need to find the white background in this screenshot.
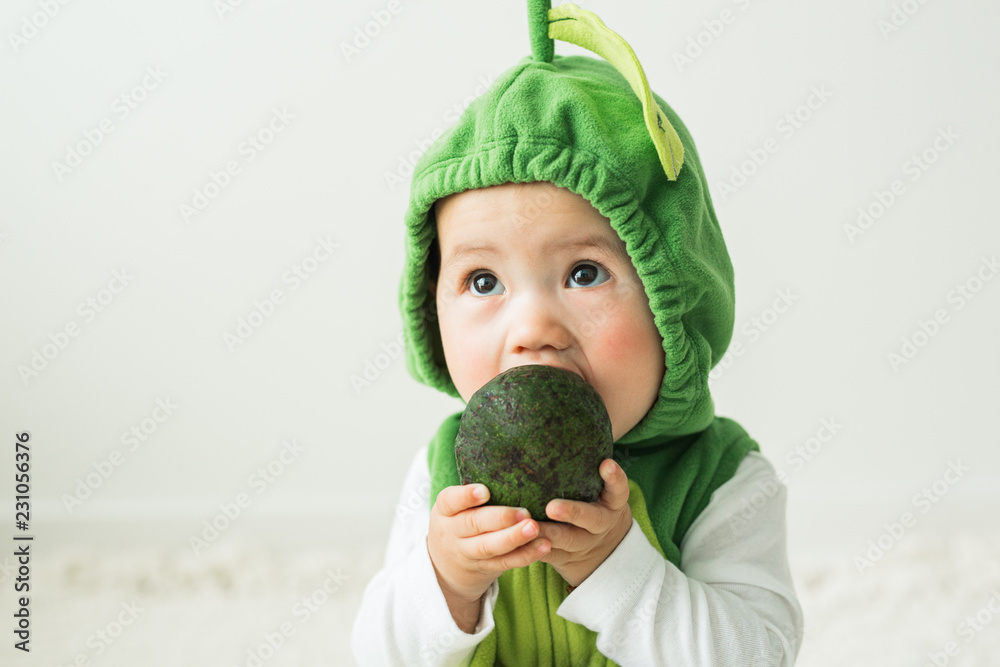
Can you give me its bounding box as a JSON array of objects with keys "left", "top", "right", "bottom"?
[{"left": 1, "top": 0, "right": 998, "bottom": 665}]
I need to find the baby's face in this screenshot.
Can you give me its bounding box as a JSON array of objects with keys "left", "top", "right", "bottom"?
[{"left": 432, "top": 181, "right": 664, "bottom": 442}]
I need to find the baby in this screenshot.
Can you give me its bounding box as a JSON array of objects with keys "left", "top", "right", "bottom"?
[{"left": 353, "top": 2, "right": 803, "bottom": 665}]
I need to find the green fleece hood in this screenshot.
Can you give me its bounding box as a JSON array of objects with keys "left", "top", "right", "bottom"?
[{"left": 399, "top": 2, "right": 736, "bottom": 445}]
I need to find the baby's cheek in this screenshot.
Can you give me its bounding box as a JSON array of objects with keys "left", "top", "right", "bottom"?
[
  {"left": 440, "top": 319, "right": 498, "bottom": 400},
  {"left": 592, "top": 297, "right": 658, "bottom": 359},
  {"left": 590, "top": 298, "right": 665, "bottom": 403},
  {"left": 595, "top": 320, "right": 635, "bottom": 363},
  {"left": 444, "top": 337, "right": 483, "bottom": 397}
]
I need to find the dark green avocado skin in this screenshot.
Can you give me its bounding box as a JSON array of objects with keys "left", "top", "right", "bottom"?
[{"left": 454, "top": 364, "right": 613, "bottom": 521}]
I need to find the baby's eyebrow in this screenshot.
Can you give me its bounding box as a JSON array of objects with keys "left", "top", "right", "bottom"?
[
  {"left": 441, "top": 243, "right": 501, "bottom": 273},
  {"left": 551, "top": 234, "right": 632, "bottom": 266},
  {"left": 441, "top": 234, "right": 631, "bottom": 272}
]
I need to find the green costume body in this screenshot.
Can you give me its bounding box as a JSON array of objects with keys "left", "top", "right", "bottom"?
[{"left": 398, "top": 2, "right": 761, "bottom": 664}]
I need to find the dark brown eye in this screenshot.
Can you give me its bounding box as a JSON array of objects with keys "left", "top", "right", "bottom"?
[
  {"left": 568, "top": 263, "right": 608, "bottom": 287},
  {"left": 470, "top": 272, "right": 502, "bottom": 296}
]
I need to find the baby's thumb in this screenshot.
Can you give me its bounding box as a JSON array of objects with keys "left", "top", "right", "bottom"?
[
  {"left": 435, "top": 483, "right": 490, "bottom": 517},
  {"left": 599, "top": 459, "right": 629, "bottom": 509}
]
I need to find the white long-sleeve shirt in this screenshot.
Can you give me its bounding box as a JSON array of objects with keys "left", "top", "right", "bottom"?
[{"left": 352, "top": 447, "right": 803, "bottom": 666}]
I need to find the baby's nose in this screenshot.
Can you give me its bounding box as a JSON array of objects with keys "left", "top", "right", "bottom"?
[{"left": 505, "top": 294, "right": 572, "bottom": 353}]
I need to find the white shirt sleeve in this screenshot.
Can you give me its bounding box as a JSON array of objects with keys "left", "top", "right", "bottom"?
[
  {"left": 351, "top": 446, "right": 502, "bottom": 667},
  {"left": 353, "top": 448, "right": 803, "bottom": 667},
  {"left": 557, "top": 451, "right": 804, "bottom": 666}
]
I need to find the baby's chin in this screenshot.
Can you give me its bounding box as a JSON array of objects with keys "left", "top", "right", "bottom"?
[
  {"left": 609, "top": 416, "right": 635, "bottom": 444},
  {"left": 610, "top": 390, "right": 662, "bottom": 444}
]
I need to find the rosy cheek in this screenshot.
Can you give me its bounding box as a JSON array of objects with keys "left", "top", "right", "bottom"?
[
  {"left": 600, "top": 324, "right": 634, "bottom": 362},
  {"left": 595, "top": 315, "right": 651, "bottom": 365},
  {"left": 440, "top": 309, "right": 498, "bottom": 401},
  {"left": 587, "top": 296, "right": 664, "bottom": 391}
]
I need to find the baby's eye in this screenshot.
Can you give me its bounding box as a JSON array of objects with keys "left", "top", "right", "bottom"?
[
  {"left": 567, "top": 262, "right": 610, "bottom": 288},
  {"left": 469, "top": 271, "right": 504, "bottom": 296}
]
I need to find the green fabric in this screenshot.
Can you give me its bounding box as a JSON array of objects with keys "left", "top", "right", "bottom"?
[
  {"left": 400, "top": 2, "right": 760, "bottom": 664},
  {"left": 547, "top": 3, "right": 684, "bottom": 180},
  {"left": 527, "top": 0, "right": 554, "bottom": 63}
]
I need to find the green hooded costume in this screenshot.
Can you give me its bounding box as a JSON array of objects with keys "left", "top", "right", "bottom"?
[{"left": 398, "top": 2, "right": 760, "bottom": 664}]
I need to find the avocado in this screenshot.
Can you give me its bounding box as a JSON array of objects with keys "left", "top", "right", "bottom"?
[{"left": 454, "top": 364, "right": 613, "bottom": 521}]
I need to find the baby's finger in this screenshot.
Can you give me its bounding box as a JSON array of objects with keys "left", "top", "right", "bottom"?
[
  {"left": 456, "top": 504, "right": 532, "bottom": 538},
  {"left": 433, "top": 484, "right": 490, "bottom": 518},
  {"left": 545, "top": 498, "right": 607, "bottom": 534},
  {"left": 461, "top": 518, "right": 541, "bottom": 564},
  {"left": 596, "top": 459, "right": 630, "bottom": 510},
  {"left": 536, "top": 520, "right": 588, "bottom": 552},
  {"left": 480, "top": 537, "right": 551, "bottom": 574}
]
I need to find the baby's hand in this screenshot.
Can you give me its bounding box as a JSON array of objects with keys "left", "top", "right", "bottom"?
[
  {"left": 537, "top": 459, "right": 632, "bottom": 588},
  {"left": 427, "top": 483, "right": 550, "bottom": 630}
]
